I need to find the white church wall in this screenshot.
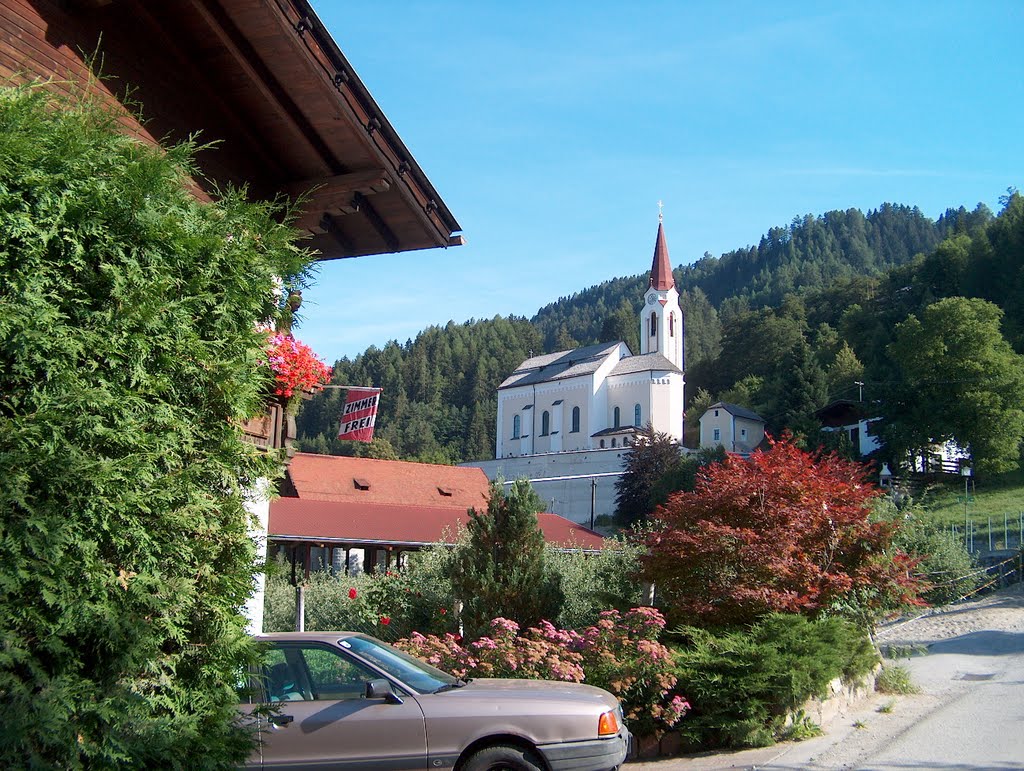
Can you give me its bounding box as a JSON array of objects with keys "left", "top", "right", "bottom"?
[
  {"left": 463, "top": 448, "right": 630, "bottom": 525},
  {"left": 650, "top": 373, "right": 684, "bottom": 442},
  {"left": 497, "top": 378, "right": 593, "bottom": 457},
  {"left": 606, "top": 376, "right": 650, "bottom": 431}
]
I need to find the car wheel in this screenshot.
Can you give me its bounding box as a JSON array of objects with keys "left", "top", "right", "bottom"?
[{"left": 463, "top": 743, "right": 544, "bottom": 771}]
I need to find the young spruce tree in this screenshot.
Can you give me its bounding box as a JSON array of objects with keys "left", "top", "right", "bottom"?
[
  {"left": 0, "top": 85, "right": 312, "bottom": 767},
  {"left": 450, "top": 480, "right": 563, "bottom": 639}
]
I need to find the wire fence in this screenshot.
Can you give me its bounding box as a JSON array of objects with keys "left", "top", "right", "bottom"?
[{"left": 944, "top": 511, "right": 1024, "bottom": 554}]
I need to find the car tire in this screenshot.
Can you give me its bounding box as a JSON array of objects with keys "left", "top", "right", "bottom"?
[{"left": 463, "top": 744, "right": 544, "bottom": 771}]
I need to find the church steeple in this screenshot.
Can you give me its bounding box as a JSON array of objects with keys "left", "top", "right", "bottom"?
[
  {"left": 649, "top": 221, "right": 674, "bottom": 291},
  {"left": 640, "top": 208, "right": 684, "bottom": 370}
]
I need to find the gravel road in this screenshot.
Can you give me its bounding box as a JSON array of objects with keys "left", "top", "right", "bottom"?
[{"left": 629, "top": 582, "right": 1024, "bottom": 771}]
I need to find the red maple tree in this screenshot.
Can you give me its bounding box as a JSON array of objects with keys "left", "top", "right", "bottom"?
[{"left": 643, "top": 435, "right": 923, "bottom": 627}]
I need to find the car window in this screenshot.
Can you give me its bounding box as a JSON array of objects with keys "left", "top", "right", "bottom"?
[
  {"left": 263, "top": 648, "right": 309, "bottom": 702},
  {"left": 342, "top": 635, "right": 456, "bottom": 694},
  {"left": 301, "top": 647, "right": 377, "bottom": 701}
]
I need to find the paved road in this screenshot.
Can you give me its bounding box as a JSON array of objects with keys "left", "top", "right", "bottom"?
[{"left": 629, "top": 585, "right": 1024, "bottom": 770}]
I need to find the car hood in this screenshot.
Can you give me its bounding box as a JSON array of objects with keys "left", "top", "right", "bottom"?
[{"left": 445, "top": 678, "right": 618, "bottom": 707}]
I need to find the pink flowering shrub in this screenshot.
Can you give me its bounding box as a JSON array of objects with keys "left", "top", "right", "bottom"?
[
  {"left": 571, "top": 608, "right": 690, "bottom": 735},
  {"left": 265, "top": 333, "right": 332, "bottom": 398},
  {"left": 396, "top": 608, "right": 688, "bottom": 736}
]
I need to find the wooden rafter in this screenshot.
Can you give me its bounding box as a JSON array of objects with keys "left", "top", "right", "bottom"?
[{"left": 288, "top": 170, "right": 391, "bottom": 232}]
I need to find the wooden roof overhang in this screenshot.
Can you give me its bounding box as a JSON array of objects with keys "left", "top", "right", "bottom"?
[{"left": 6, "top": 0, "right": 461, "bottom": 260}]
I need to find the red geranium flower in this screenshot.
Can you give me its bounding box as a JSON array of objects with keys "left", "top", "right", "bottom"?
[
  {"left": 380, "top": 616, "right": 391, "bottom": 626},
  {"left": 265, "top": 333, "right": 332, "bottom": 398},
  {"left": 348, "top": 587, "right": 357, "bottom": 600}
]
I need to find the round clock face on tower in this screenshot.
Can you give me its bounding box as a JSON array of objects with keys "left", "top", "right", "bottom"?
[{"left": 647, "top": 295, "right": 657, "bottom": 305}]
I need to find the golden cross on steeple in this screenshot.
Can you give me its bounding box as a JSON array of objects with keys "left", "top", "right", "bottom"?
[{"left": 657, "top": 200, "right": 664, "bottom": 223}]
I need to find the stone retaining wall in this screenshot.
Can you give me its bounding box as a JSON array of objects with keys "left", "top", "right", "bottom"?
[{"left": 632, "top": 668, "right": 879, "bottom": 760}]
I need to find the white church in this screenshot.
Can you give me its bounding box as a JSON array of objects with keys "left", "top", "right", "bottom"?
[{"left": 465, "top": 219, "right": 687, "bottom": 526}]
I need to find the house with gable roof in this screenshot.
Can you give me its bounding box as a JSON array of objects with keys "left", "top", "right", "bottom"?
[
  {"left": 698, "top": 402, "right": 766, "bottom": 454},
  {"left": 270, "top": 453, "right": 605, "bottom": 582}
]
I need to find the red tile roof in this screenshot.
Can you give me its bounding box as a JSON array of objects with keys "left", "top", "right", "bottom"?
[
  {"left": 649, "top": 222, "right": 675, "bottom": 291},
  {"left": 269, "top": 498, "right": 606, "bottom": 551},
  {"left": 275, "top": 453, "right": 606, "bottom": 551},
  {"left": 285, "top": 453, "right": 490, "bottom": 509}
]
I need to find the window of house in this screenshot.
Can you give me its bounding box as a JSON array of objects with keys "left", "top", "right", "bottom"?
[
  {"left": 741, "top": 428, "right": 747, "bottom": 439},
  {"left": 713, "top": 428, "right": 721, "bottom": 441},
  {"left": 650, "top": 311, "right": 657, "bottom": 337},
  {"left": 512, "top": 414, "right": 521, "bottom": 439},
  {"left": 634, "top": 403, "right": 641, "bottom": 427},
  {"left": 541, "top": 411, "right": 550, "bottom": 436},
  {"left": 571, "top": 406, "right": 580, "bottom": 433},
  {"left": 714, "top": 409, "right": 719, "bottom": 417},
  {"left": 613, "top": 406, "right": 620, "bottom": 428}
]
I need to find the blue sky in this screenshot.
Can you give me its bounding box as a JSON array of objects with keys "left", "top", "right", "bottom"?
[{"left": 298, "top": 1, "right": 1023, "bottom": 364}]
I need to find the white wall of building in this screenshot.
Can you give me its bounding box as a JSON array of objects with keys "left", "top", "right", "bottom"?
[
  {"left": 242, "top": 478, "right": 272, "bottom": 634},
  {"left": 465, "top": 449, "right": 629, "bottom": 525},
  {"left": 700, "top": 409, "right": 765, "bottom": 452}
]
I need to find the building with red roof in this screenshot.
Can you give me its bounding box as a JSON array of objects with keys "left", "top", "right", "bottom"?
[{"left": 270, "top": 453, "right": 606, "bottom": 581}]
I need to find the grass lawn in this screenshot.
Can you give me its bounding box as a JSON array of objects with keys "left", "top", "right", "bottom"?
[{"left": 908, "top": 468, "right": 1024, "bottom": 551}]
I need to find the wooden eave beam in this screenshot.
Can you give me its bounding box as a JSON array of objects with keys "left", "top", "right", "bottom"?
[
  {"left": 127, "top": 0, "right": 288, "bottom": 181},
  {"left": 352, "top": 192, "right": 399, "bottom": 252},
  {"left": 273, "top": 0, "right": 462, "bottom": 248},
  {"left": 287, "top": 169, "right": 391, "bottom": 232},
  {"left": 187, "top": 0, "right": 344, "bottom": 174},
  {"left": 318, "top": 213, "right": 355, "bottom": 256}
]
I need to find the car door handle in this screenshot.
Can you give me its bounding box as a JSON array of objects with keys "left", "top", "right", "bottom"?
[{"left": 269, "top": 714, "right": 294, "bottom": 726}]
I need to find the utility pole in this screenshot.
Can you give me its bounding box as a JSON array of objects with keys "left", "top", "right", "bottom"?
[
  {"left": 590, "top": 477, "right": 597, "bottom": 531},
  {"left": 854, "top": 380, "right": 864, "bottom": 402}
]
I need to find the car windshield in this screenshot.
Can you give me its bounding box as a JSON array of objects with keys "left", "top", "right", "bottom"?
[{"left": 340, "top": 635, "right": 459, "bottom": 694}]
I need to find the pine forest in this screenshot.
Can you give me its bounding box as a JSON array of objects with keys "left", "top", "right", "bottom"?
[{"left": 296, "top": 192, "right": 1024, "bottom": 472}]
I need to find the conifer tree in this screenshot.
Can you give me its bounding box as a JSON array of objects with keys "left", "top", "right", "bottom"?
[
  {"left": 614, "top": 425, "right": 684, "bottom": 527},
  {"left": 449, "top": 481, "right": 563, "bottom": 639},
  {"left": 0, "top": 85, "right": 311, "bottom": 767}
]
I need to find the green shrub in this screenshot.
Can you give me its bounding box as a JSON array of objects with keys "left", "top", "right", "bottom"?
[
  {"left": 885, "top": 504, "right": 980, "bottom": 605},
  {"left": 545, "top": 529, "right": 647, "bottom": 629},
  {"left": 263, "top": 543, "right": 460, "bottom": 641},
  {"left": 0, "top": 84, "right": 311, "bottom": 767},
  {"left": 671, "top": 614, "right": 879, "bottom": 749},
  {"left": 449, "top": 481, "right": 563, "bottom": 638}
]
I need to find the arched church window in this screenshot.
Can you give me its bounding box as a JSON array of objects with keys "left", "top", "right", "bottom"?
[
  {"left": 512, "top": 414, "right": 521, "bottom": 439},
  {"left": 541, "top": 411, "right": 550, "bottom": 436},
  {"left": 599, "top": 439, "right": 605, "bottom": 448},
  {"left": 611, "top": 438, "right": 617, "bottom": 448},
  {"left": 650, "top": 312, "right": 657, "bottom": 337},
  {"left": 571, "top": 406, "right": 580, "bottom": 433},
  {"left": 634, "top": 404, "right": 641, "bottom": 427},
  {"left": 613, "top": 406, "right": 620, "bottom": 428},
  {"left": 670, "top": 312, "right": 675, "bottom": 336}
]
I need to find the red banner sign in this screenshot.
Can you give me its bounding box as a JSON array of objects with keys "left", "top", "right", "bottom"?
[{"left": 337, "top": 388, "right": 381, "bottom": 442}]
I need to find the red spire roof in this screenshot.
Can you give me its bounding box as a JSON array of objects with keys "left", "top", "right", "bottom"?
[{"left": 649, "top": 221, "right": 674, "bottom": 291}]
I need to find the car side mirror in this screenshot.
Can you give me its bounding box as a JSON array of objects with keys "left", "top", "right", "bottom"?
[{"left": 365, "top": 678, "right": 403, "bottom": 704}]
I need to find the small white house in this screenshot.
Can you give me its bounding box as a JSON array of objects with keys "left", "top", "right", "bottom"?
[{"left": 698, "top": 402, "right": 766, "bottom": 453}]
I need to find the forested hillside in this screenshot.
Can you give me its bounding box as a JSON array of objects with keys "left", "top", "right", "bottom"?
[{"left": 297, "top": 194, "right": 1022, "bottom": 469}]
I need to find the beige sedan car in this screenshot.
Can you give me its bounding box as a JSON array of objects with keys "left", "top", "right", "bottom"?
[{"left": 241, "top": 632, "right": 631, "bottom": 771}]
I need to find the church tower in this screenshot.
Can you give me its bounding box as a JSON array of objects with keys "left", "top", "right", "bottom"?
[{"left": 640, "top": 214, "right": 684, "bottom": 369}]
